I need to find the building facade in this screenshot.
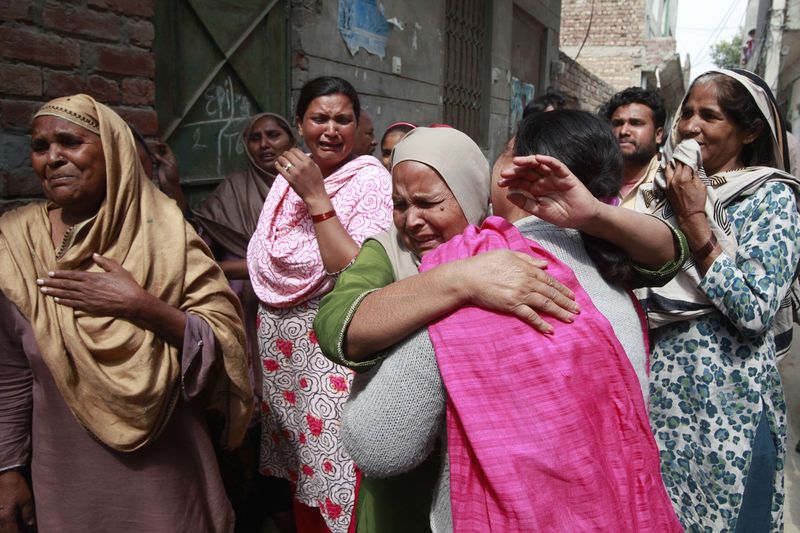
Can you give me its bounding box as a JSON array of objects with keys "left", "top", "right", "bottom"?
[
  {"left": 2, "top": 0, "right": 585, "bottom": 209},
  {"left": 0, "top": 0, "right": 576, "bottom": 209},
  {"left": 743, "top": 0, "right": 800, "bottom": 134},
  {"left": 559, "top": 0, "right": 686, "bottom": 113}
]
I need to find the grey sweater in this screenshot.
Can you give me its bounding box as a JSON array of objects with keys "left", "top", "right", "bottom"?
[{"left": 341, "top": 216, "right": 649, "bottom": 532}]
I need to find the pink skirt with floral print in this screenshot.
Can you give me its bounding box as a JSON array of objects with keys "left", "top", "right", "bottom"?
[{"left": 257, "top": 299, "right": 356, "bottom": 533}]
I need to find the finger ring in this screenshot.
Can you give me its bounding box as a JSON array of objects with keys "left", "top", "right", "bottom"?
[{"left": 284, "top": 162, "right": 294, "bottom": 171}]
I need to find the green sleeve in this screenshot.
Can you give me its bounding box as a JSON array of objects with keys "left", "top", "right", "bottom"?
[
  {"left": 629, "top": 218, "right": 689, "bottom": 288},
  {"left": 314, "top": 239, "right": 396, "bottom": 370}
]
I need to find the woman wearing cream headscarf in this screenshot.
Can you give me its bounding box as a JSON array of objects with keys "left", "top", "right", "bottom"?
[
  {"left": 0, "top": 94, "right": 252, "bottom": 532},
  {"left": 314, "top": 126, "right": 685, "bottom": 532},
  {"left": 193, "top": 112, "right": 297, "bottom": 532}
]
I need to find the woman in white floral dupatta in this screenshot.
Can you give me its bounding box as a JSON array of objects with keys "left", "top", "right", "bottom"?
[
  {"left": 636, "top": 69, "right": 800, "bottom": 532},
  {"left": 247, "top": 76, "right": 392, "bottom": 532}
]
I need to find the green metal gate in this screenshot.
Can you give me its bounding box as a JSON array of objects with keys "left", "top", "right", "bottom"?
[{"left": 154, "top": 0, "right": 289, "bottom": 204}]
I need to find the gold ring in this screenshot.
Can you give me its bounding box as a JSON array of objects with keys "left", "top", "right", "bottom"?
[{"left": 284, "top": 162, "right": 293, "bottom": 171}]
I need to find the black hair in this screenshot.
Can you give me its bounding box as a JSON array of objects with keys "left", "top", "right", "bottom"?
[
  {"left": 295, "top": 76, "right": 361, "bottom": 123},
  {"left": 515, "top": 109, "right": 634, "bottom": 284},
  {"left": 602, "top": 87, "right": 666, "bottom": 131},
  {"left": 523, "top": 91, "right": 568, "bottom": 120}
]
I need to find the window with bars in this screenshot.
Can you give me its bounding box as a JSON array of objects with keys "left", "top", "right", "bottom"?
[{"left": 443, "top": 0, "right": 490, "bottom": 144}]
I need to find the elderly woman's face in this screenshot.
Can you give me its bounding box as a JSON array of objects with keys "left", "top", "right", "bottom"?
[
  {"left": 392, "top": 160, "right": 468, "bottom": 257},
  {"left": 247, "top": 116, "right": 295, "bottom": 173},
  {"left": 297, "top": 93, "right": 357, "bottom": 173},
  {"left": 677, "top": 82, "right": 754, "bottom": 175},
  {"left": 31, "top": 116, "right": 106, "bottom": 216}
]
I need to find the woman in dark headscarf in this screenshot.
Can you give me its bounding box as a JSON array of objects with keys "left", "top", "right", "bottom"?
[
  {"left": 192, "top": 112, "right": 296, "bottom": 532},
  {"left": 193, "top": 112, "right": 296, "bottom": 389},
  {"left": 194, "top": 113, "right": 296, "bottom": 277}
]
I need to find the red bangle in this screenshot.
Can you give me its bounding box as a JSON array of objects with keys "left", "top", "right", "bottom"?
[
  {"left": 311, "top": 209, "right": 337, "bottom": 223},
  {"left": 691, "top": 232, "right": 718, "bottom": 261}
]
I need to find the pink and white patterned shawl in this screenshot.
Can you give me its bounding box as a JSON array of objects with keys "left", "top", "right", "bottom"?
[
  {"left": 247, "top": 155, "right": 392, "bottom": 308},
  {"left": 420, "top": 217, "right": 682, "bottom": 533}
]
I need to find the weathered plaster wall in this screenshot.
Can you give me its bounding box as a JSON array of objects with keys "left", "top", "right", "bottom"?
[
  {"left": 488, "top": 0, "right": 563, "bottom": 157},
  {"left": 291, "top": 0, "right": 563, "bottom": 163},
  {"left": 290, "top": 0, "right": 445, "bottom": 147}
]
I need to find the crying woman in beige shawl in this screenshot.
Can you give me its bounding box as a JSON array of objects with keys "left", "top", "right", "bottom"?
[{"left": 0, "top": 94, "right": 252, "bottom": 533}]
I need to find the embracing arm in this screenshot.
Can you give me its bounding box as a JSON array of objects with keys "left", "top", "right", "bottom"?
[
  {"left": 344, "top": 248, "right": 578, "bottom": 361},
  {"left": 38, "top": 253, "right": 186, "bottom": 346},
  {"left": 315, "top": 241, "right": 396, "bottom": 369},
  {"left": 499, "top": 155, "right": 680, "bottom": 269},
  {"left": 582, "top": 203, "right": 679, "bottom": 268},
  {"left": 315, "top": 240, "right": 579, "bottom": 365}
]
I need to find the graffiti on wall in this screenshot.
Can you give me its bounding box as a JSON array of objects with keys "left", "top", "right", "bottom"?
[{"left": 181, "top": 75, "right": 255, "bottom": 177}]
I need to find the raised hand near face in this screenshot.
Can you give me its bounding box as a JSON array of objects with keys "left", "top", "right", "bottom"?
[
  {"left": 498, "top": 154, "right": 601, "bottom": 230},
  {"left": 274, "top": 147, "right": 330, "bottom": 211},
  {"left": 664, "top": 160, "right": 708, "bottom": 224}
]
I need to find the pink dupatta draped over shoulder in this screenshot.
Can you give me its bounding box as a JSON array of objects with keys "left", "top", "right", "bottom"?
[
  {"left": 419, "top": 217, "right": 682, "bottom": 533},
  {"left": 247, "top": 155, "right": 392, "bottom": 308}
]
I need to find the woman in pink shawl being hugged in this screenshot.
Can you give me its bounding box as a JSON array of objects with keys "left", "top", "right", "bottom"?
[{"left": 246, "top": 77, "right": 392, "bottom": 532}]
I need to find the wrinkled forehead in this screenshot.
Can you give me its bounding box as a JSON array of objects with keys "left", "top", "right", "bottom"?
[
  {"left": 32, "top": 114, "right": 99, "bottom": 139},
  {"left": 391, "top": 160, "right": 448, "bottom": 193},
  {"left": 35, "top": 95, "right": 100, "bottom": 135}
]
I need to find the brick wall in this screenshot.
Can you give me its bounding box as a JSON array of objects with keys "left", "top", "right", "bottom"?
[
  {"left": 551, "top": 51, "right": 615, "bottom": 113},
  {"left": 643, "top": 37, "right": 678, "bottom": 67},
  {"left": 0, "top": 0, "right": 156, "bottom": 212},
  {"left": 559, "top": 0, "right": 650, "bottom": 92},
  {"left": 560, "top": 0, "right": 646, "bottom": 48},
  {"left": 567, "top": 54, "right": 641, "bottom": 91}
]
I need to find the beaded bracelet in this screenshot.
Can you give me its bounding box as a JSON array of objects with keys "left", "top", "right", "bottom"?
[{"left": 311, "top": 209, "right": 337, "bottom": 223}]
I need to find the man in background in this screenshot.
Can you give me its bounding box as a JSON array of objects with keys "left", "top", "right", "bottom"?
[
  {"left": 354, "top": 111, "right": 378, "bottom": 156},
  {"left": 602, "top": 87, "right": 666, "bottom": 207}
]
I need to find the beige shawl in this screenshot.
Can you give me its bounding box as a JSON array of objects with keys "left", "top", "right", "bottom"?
[
  {"left": 0, "top": 94, "right": 253, "bottom": 451},
  {"left": 371, "top": 127, "right": 491, "bottom": 280}
]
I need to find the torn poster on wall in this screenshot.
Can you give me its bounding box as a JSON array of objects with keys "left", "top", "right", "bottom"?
[
  {"left": 509, "top": 77, "right": 535, "bottom": 132},
  {"left": 338, "top": 0, "right": 392, "bottom": 59}
]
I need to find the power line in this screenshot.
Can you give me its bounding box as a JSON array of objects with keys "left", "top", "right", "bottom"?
[{"left": 692, "top": 0, "right": 742, "bottom": 66}]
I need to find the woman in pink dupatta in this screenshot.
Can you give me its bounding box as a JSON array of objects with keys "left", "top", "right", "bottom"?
[
  {"left": 329, "top": 118, "right": 684, "bottom": 531},
  {"left": 247, "top": 77, "right": 392, "bottom": 532}
]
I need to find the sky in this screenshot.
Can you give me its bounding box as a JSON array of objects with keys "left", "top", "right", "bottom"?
[{"left": 675, "top": 0, "right": 748, "bottom": 80}]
